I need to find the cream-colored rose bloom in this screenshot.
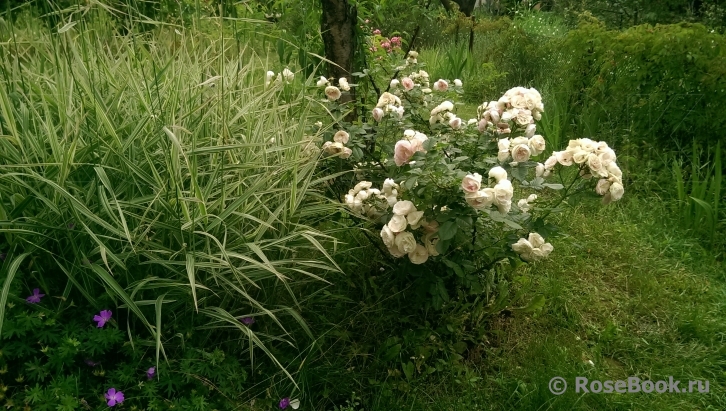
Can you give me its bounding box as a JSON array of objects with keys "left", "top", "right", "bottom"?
[
  {"left": 497, "top": 199, "right": 512, "bottom": 214},
  {"left": 372, "top": 108, "right": 384, "bottom": 122},
  {"left": 544, "top": 155, "right": 558, "bottom": 170},
  {"left": 376, "top": 92, "right": 401, "bottom": 108},
  {"left": 388, "top": 245, "right": 406, "bottom": 258},
  {"left": 515, "top": 109, "right": 533, "bottom": 126},
  {"left": 465, "top": 189, "right": 494, "bottom": 209},
  {"left": 401, "top": 77, "right": 415, "bottom": 91},
  {"left": 393, "top": 200, "right": 416, "bottom": 216},
  {"left": 539, "top": 242, "right": 554, "bottom": 256},
  {"left": 449, "top": 117, "right": 462, "bottom": 129},
  {"left": 325, "top": 86, "right": 342, "bottom": 101},
  {"left": 518, "top": 198, "right": 530, "bottom": 212},
  {"left": 528, "top": 232, "right": 545, "bottom": 248},
  {"left": 339, "top": 77, "right": 350, "bottom": 91},
  {"left": 386, "top": 195, "right": 398, "bottom": 207},
  {"left": 388, "top": 214, "right": 407, "bottom": 232},
  {"left": 572, "top": 149, "right": 590, "bottom": 164},
  {"left": 355, "top": 190, "right": 369, "bottom": 201},
  {"left": 598, "top": 148, "right": 616, "bottom": 166},
  {"left": 536, "top": 162, "right": 545, "bottom": 177},
  {"left": 511, "top": 136, "right": 529, "bottom": 146},
  {"left": 606, "top": 162, "right": 622, "bottom": 178},
  {"left": 489, "top": 166, "right": 508, "bottom": 182},
  {"left": 587, "top": 153, "right": 608, "bottom": 178},
  {"left": 512, "top": 144, "right": 532, "bottom": 163},
  {"left": 478, "top": 119, "right": 488, "bottom": 133},
  {"left": 512, "top": 238, "right": 534, "bottom": 254},
  {"left": 498, "top": 138, "right": 511, "bottom": 152},
  {"left": 282, "top": 68, "right": 294, "bottom": 82},
  {"left": 609, "top": 182, "right": 624, "bottom": 201},
  {"left": 453, "top": 79, "right": 463, "bottom": 87},
  {"left": 394, "top": 231, "right": 417, "bottom": 254},
  {"left": 579, "top": 138, "right": 597, "bottom": 152},
  {"left": 555, "top": 150, "right": 574, "bottom": 166},
  {"left": 340, "top": 147, "right": 352, "bottom": 159},
  {"left": 461, "top": 173, "right": 482, "bottom": 193},
  {"left": 525, "top": 124, "right": 537, "bottom": 138},
  {"left": 334, "top": 130, "right": 350, "bottom": 144},
  {"left": 353, "top": 181, "right": 372, "bottom": 193},
  {"left": 382, "top": 178, "right": 398, "bottom": 194},
  {"left": 501, "top": 110, "right": 514, "bottom": 122},
  {"left": 528, "top": 135, "right": 546, "bottom": 156},
  {"left": 317, "top": 76, "right": 329, "bottom": 87},
  {"left": 527, "top": 194, "right": 538, "bottom": 202},
  {"left": 509, "top": 94, "right": 528, "bottom": 109},
  {"left": 407, "top": 211, "right": 425, "bottom": 227},
  {"left": 408, "top": 244, "right": 429, "bottom": 264},
  {"left": 595, "top": 178, "right": 611, "bottom": 195},
  {"left": 380, "top": 225, "right": 395, "bottom": 247},
  {"left": 424, "top": 233, "right": 440, "bottom": 256},
  {"left": 493, "top": 179, "right": 513, "bottom": 204},
  {"left": 390, "top": 79, "right": 400, "bottom": 89},
  {"left": 498, "top": 150, "right": 510, "bottom": 162}
]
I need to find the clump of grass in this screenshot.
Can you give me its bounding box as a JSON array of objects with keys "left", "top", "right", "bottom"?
[{"left": 0, "top": 7, "right": 339, "bottom": 389}]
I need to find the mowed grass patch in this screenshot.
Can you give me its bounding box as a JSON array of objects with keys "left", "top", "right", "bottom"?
[{"left": 375, "top": 196, "right": 726, "bottom": 410}]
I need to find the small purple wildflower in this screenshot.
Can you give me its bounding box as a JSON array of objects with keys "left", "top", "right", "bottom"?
[
  {"left": 25, "top": 288, "right": 45, "bottom": 304},
  {"left": 104, "top": 388, "right": 124, "bottom": 407},
  {"left": 239, "top": 316, "right": 255, "bottom": 325},
  {"left": 279, "top": 398, "right": 290, "bottom": 409},
  {"left": 93, "top": 310, "right": 112, "bottom": 328},
  {"left": 84, "top": 359, "right": 99, "bottom": 367},
  {"left": 146, "top": 367, "right": 156, "bottom": 379}
]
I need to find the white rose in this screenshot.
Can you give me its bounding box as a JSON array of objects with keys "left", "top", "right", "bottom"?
[
  {"left": 555, "top": 150, "right": 574, "bottom": 166},
  {"left": 528, "top": 135, "right": 546, "bottom": 156},
  {"left": 489, "top": 166, "right": 508, "bottom": 182},
  {"left": 334, "top": 130, "right": 350, "bottom": 144},
  {"left": 572, "top": 149, "right": 590, "bottom": 164},
  {"left": 355, "top": 190, "right": 369, "bottom": 201},
  {"left": 598, "top": 147, "right": 616, "bottom": 166},
  {"left": 587, "top": 153, "right": 608, "bottom": 178},
  {"left": 606, "top": 162, "right": 622, "bottom": 178},
  {"left": 388, "top": 214, "right": 408, "bottom": 232},
  {"left": 498, "top": 138, "right": 511, "bottom": 151},
  {"left": 353, "top": 181, "right": 372, "bottom": 193},
  {"left": 498, "top": 150, "right": 510, "bottom": 162},
  {"left": 544, "top": 155, "right": 558, "bottom": 170},
  {"left": 449, "top": 117, "right": 462, "bottom": 130},
  {"left": 512, "top": 238, "right": 533, "bottom": 255},
  {"left": 511, "top": 136, "right": 529, "bottom": 146},
  {"left": 497, "top": 200, "right": 512, "bottom": 214},
  {"left": 453, "top": 79, "right": 463, "bottom": 87},
  {"left": 390, "top": 79, "right": 400, "bottom": 88},
  {"left": 525, "top": 123, "right": 537, "bottom": 138},
  {"left": 386, "top": 195, "right": 398, "bottom": 207},
  {"left": 465, "top": 189, "right": 494, "bottom": 209},
  {"left": 515, "top": 109, "right": 533, "bottom": 126},
  {"left": 408, "top": 244, "right": 429, "bottom": 264},
  {"left": 282, "top": 68, "right": 294, "bottom": 82},
  {"left": 382, "top": 178, "right": 398, "bottom": 194},
  {"left": 535, "top": 162, "right": 545, "bottom": 177},
  {"left": 407, "top": 211, "right": 425, "bottom": 227},
  {"left": 393, "top": 200, "right": 417, "bottom": 216},
  {"left": 395, "top": 231, "right": 417, "bottom": 254},
  {"left": 595, "top": 178, "right": 611, "bottom": 195},
  {"left": 609, "top": 182, "right": 624, "bottom": 201},
  {"left": 433, "top": 79, "right": 448, "bottom": 91},
  {"left": 518, "top": 198, "right": 530, "bottom": 212},
  {"left": 372, "top": 108, "right": 384, "bottom": 122},
  {"left": 478, "top": 119, "right": 488, "bottom": 133},
  {"left": 527, "top": 194, "right": 538, "bottom": 203},
  {"left": 339, "top": 77, "right": 350, "bottom": 91},
  {"left": 511, "top": 144, "right": 532, "bottom": 163},
  {"left": 493, "top": 179, "right": 513, "bottom": 203},
  {"left": 317, "top": 76, "right": 329, "bottom": 87},
  {"left": 380, "top": 225, "right": 395, "bottom": 247},
  {"left": 265, "top": 70, "right": 276, "bottom": 86},
  {"left": 528, "top": 232, "right": 546, "bottom": 248},
  {"left": 461, "top": 173, "right": 482, "bottom": 193},
  {"left": 340, "top": 147, "right": 352, "bottom": 159},
  {"left": 325, "top": 86, "right": 342, "bottom": 101},
  {"left": 539, "top": 242, "right": 554, "bottom": 257}
]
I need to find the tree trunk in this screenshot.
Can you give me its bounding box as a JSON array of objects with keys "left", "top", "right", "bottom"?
[{"left": 320, "top": 0, "right": 357, "bottom": 105}]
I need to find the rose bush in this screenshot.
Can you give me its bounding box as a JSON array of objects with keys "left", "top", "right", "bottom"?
[{"left": 298, "top": 44, "right": 625, "bottom": 309}]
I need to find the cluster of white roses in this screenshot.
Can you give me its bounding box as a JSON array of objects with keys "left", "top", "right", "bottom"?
[
  {"left": 429, "top": 100, "right": 459, "bottom": 127},
  {"left": 511, "top": 233, "right": 553, "bottom": 262},
  {"left": 406, "top": 50, "right": 418, "bottom": 65},
  {"left": 322, "top": 130, "right": 353, "bottom": 159},
  {"left": 318, "top": 76, "right": 351, "bottom": 101},
  {"left": 497, "top": 135, "right": 547, "bottom": 164},
  {"left": 461, "top": 166, "right": 515, "bottom": 214},
  {"left": 380, "top": 199, "right": 440, "bottom": 264},
  {"left": 265, "top": 68, "right": 295, "bottom": 86},
  {"left": 392, "top": 129, "right": 428, "bottom": 166},
  {"left": 372, "top": 92, "right": 405, "bottom": 121},
  {"left": 542, "top": 138, "right": 624, "bottom": 203},
  {"left": 343, "top": 181, "right": 393, "bottom": 219},
  {"left": 477, "top": 87, "right": 544, "bottom": 135}
]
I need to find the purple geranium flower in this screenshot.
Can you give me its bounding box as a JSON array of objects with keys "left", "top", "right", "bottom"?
[
  {"left": 94, "top": 310, "right": 112, "bottom": 328},
  {"left": 146, "top": 367, "right": 155, "bottom": 379},
  {"left": 25, "top": 288, "right": 45, "bottom": 304},
  {"left": 279, "top": 397, "right": 290, "bottom": 409},
  {"left": 104, "top": 388, "right": 124, "bottom": 407},
  {"left": 239, "top": 316, "right": 255, "bottom": 325}
]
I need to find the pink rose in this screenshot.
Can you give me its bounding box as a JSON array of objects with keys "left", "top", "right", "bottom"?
[
  {"left": 401, "top": 77, "right": 415, "bottom": 91},
  {"left": 433, "top": 79, "right": 448, "bottom": 92},
  {"left": 394, "top": 140, "right": 415, "bottom": 166},
  {"left": 372, "top": 108, "right": 384, "bottom": 122},
  {"left": 373, "top": 29, "right": 381, "bottom": 35}
]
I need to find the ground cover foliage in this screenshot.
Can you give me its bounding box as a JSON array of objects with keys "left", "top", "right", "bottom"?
[{"left": 0, "top": 1, "right": 724, "bottom": 410}]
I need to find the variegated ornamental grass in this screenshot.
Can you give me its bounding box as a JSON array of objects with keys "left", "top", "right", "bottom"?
[{"left": 0, "top": 12, "right": 341, "bottom": 385}]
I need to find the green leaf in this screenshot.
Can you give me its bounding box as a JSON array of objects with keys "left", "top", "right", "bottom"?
[
  {"left": 442, "top": 258, "right": 464, "bottom": 277},
  {"left": 511, "top": 295, "right": 546, "bottom": 314},
  {"left": 402, "top": 361, "right": 415, "bottom": 380},
  {"left": 0, "top": 252, "right": 30, "bottom": 338},
  {"left": 438, "top": 220, "right": 458, "bottom": 241},
  {"left": 543, "top": 183, "right": 565, "bottom": 190}
]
